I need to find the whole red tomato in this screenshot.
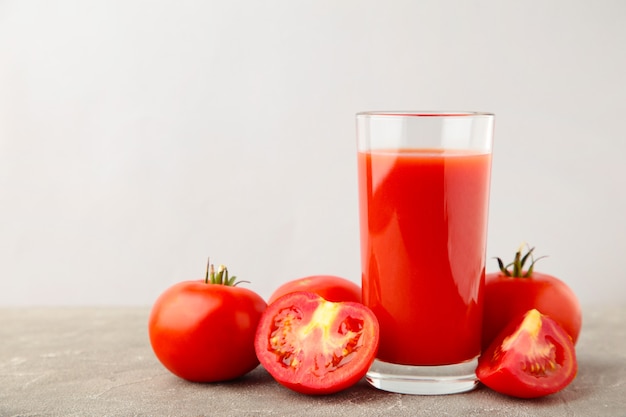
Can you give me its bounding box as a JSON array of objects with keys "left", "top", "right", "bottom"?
[
  {"left": 477, "top": 308, "right": 578, "bottom": 398},
  {"left": 255, "top": 291, "right": 379, "bottom": 395},
  {"left": 149, "top": 263, "right": 267, "bottom": 382},
  {"left": 482, "top": 246, "right": 581, "bottom": 350},
  {"left": 268, "top": 275, "right": 361, "bottom": 304}
]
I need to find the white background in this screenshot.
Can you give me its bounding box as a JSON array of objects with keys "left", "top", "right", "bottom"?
[{"left": 1, "top": 0, "right": 625, "bottom": 306}]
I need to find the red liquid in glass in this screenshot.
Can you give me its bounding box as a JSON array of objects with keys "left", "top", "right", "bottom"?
[{"left": 358, "top": 149, "right": 491, "bottom": 366}]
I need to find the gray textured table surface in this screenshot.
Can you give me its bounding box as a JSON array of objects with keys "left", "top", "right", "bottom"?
[{"left": 1, "top": 305, "right": 624, "bottom": 417}]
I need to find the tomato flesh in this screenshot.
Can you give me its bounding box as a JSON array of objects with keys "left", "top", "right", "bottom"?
[
  {"left": 477, "top": 309, "right": 577, "bottom": 398},
  {"left": 255, "top": 291, "right": 379, "bottom": 395},
  {"left": 268, "top": 275, "right": 361, "bottom": 304}
]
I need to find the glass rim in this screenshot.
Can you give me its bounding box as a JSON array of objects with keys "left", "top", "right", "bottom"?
[{"left": 356, "top": 111, "right": 494, "bottom": 118}]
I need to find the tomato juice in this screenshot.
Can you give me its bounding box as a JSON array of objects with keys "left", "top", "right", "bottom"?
[{"left": 358, "top": 149, "right": 491, "bottom": 366}]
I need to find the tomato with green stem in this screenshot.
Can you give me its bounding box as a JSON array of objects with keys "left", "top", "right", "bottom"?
[
  {"left": 149, "top": 261, "right": 267, "bottom": 382},
  {"left": 482, "top": 245, "right": 582, "bottom": 350}
]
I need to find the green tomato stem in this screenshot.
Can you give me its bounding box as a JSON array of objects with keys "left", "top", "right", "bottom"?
[
  {"left": 205, "top": 257, "right": 211, "bottom": 284},
  {"left": 496, "top": 244, "right": 548, "bottom": 278},
  {"left": 202, "top": 258, "right": 248, "bottom": 286}
]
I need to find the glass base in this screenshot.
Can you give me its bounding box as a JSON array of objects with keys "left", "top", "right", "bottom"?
[{"left": 365, "top": 357, "right": 479, "bottom": 395}]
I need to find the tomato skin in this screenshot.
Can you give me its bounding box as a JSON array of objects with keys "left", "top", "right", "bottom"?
[
  {"left": 483, "top": 271, "right": 581, "bottom": 350},
  {"left": 268, "top": 275, "right": 361, "bottom": 304},
  {"left": 149, "top": 280, "right": 267, "bottom": 382},
  {"left": 255, "top": 291, "right": 379, "bottom": 395},
  {"left": 477, "top": 309, "right": 577, "bottom": 398}
]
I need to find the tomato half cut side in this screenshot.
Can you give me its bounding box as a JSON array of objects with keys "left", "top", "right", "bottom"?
[
  {"left": 255, "top": 291, "right": 379, "bottom": 395},
  {"left": 477, "top": 309, "right": 577, "bottom": 399}
]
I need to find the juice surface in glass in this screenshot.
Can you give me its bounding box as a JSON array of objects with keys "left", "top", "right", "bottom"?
[{"left": 358, "top": 148, "right": 491, "bottom": 366}]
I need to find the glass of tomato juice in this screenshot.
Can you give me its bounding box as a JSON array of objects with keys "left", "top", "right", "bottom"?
[{"left": 356, "top": 111, "right": 495, "bottom": 395}]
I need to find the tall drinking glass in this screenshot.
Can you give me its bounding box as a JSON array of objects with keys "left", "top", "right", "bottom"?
[{"left": 356, "top": 111, "right": 495, "bottom": 395}]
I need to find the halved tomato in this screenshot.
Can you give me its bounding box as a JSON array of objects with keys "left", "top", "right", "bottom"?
[
  {"left": 254, "top": 291, "right": 379, "bottom": 395},
  {"left": 477, "top": 309, "right": 577, "bottom": 398}
]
